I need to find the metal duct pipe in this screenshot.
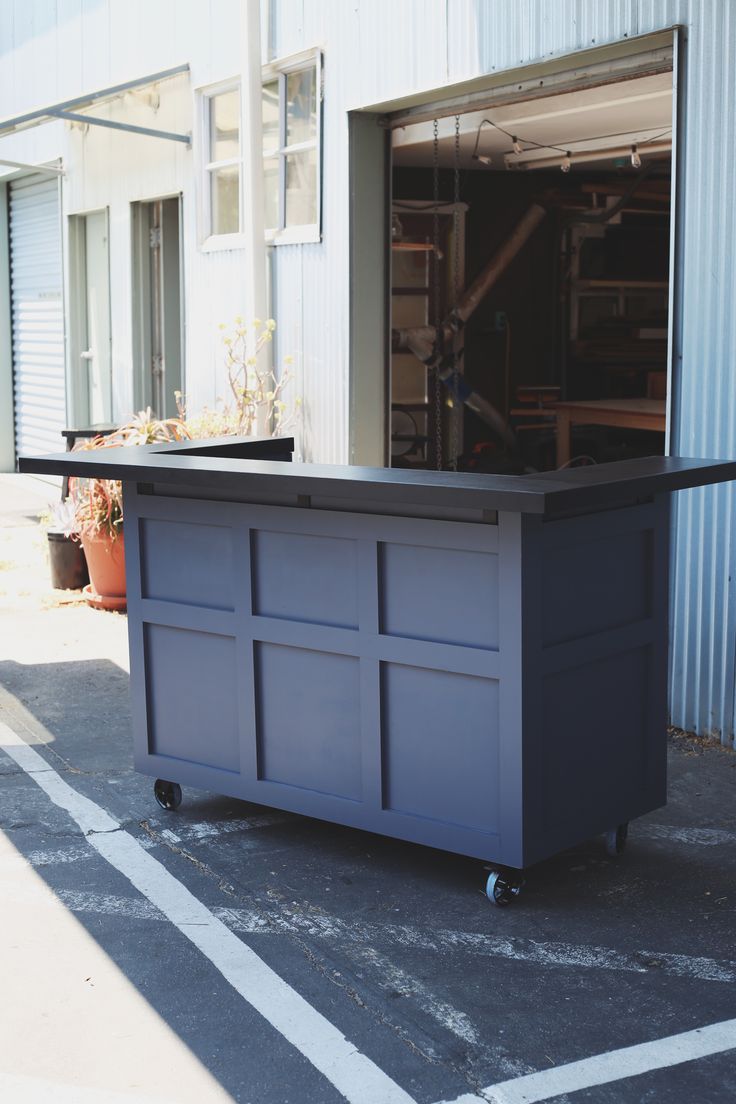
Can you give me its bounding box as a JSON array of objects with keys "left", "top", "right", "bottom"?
[
  {"left": 392, "top": 202, "right": 547, "bottom": 443},
  {"left": 393, "top": 202, "right": 547, "bottom": 361}
]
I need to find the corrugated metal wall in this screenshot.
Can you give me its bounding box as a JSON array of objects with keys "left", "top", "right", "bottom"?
[
  {"left": 666, "top": 1, "right": 736, "bottom": 745},
  {"left": 270, "top": 1, "right": 736, "bottom": 744}
]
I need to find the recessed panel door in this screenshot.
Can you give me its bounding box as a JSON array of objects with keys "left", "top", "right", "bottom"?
[
  {"left": 132, "top": 197, "right": 183, "bottom": 418},
  {"left": 82, "top": 210, "right": 112, "bottom": 423}
]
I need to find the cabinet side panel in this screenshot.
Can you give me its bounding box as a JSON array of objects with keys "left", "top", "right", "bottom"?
[
  {"left": 497, "top": 511, "right": 527, "bottom": 869},
  {"left": 124, "top": 483, "right": 149, "bottom": 777},
  {"left": 523, "top": 500, "right": 669, "bottom": 866}
]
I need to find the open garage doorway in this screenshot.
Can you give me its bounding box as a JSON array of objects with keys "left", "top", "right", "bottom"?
[{"left": 387, "top": 58, "right": 674, "bottom": 474}]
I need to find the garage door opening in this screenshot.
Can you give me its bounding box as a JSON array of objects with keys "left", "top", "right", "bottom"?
[{"left": 389, "top": 66, "right": 673, "bottom": 474}]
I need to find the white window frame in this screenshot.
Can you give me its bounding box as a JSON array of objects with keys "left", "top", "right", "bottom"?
[
  {"left": 200, "top": 77, "right": 246, "bottom": 252},
  {"left": 262, "top": 47, "right": 322, "bottom": 246}
]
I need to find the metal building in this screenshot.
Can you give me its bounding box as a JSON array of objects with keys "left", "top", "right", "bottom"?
[{"left": 0, "top": 1, "right": 734, "bottom": 745}]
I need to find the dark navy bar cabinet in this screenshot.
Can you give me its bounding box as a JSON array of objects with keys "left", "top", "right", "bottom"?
[{"left": 20, "top": 439, "right": 736, "bottom": 904}]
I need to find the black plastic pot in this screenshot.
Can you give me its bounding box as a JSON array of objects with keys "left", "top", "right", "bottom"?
[{"left": 48, "top": 531, "right": 89, "bottom": 590}]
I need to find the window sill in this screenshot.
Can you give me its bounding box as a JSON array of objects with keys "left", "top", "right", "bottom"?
[
  {"left": 200, "top": 233, "right": 249, "bottom": 253},
  {"left": 266, "top": 226, "right": 322, "bottom": 246}
]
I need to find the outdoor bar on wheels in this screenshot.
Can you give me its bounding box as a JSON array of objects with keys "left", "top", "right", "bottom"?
[{"left": 20, "top": 437, "right": 736, "bottom": 905}]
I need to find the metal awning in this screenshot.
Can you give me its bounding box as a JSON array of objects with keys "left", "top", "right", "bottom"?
[{"left": 0, "top": 63, "right": 191, "bottom": 146}]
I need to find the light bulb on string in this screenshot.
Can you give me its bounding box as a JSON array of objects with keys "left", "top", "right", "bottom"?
[
  {"left": 471, "top": 119, "right": 496, "bottom": 168},
  {"left": 512, "top": 136, "right": 523, "bottom": 155},
  {"left": 561, "top": 152, "right": 572, "bottom": 173},
  {"left": 631, "top": 144, "right": 642, "bottom": 169}
]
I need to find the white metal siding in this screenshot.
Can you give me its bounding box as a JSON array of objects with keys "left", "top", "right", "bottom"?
[
  {"left": 9, "top": 175, "right": 66, "bottom": 459},
  {"left": 667, "top": 1, "right": 736, "bottom": 745}
]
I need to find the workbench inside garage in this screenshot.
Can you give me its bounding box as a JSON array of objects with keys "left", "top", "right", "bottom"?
[{"left": 19, "top": 441, "right": 736, "bottom": 875}]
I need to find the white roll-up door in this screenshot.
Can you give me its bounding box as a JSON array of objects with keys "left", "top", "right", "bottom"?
[{"left": 10, "top": 174, "right": 66, "bottom": 459}]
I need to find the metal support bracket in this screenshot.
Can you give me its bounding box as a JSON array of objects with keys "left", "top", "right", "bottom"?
[
  {"left": 48, "top": 109, "right": 191, "bottom": 145},
  {"left": 0, "top": 158, "right": 64, "bottom": 176}
]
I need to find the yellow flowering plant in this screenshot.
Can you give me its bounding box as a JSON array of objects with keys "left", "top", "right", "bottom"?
[{"left": 181, "top": 318, "right": 300, "bottom": 440}]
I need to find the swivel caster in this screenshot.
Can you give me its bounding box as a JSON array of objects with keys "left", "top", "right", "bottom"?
[
  {"left": 485, "top": 868, "right": 523, "bottom": 907},
  {"left": 605, "top": 822, "right": 629, "bottom": 857},
  {"left": 154, "top": 779, "right": 182, "bottom": 811}
]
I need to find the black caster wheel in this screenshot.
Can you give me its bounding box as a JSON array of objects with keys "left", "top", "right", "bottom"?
[
  {"left": 485, "top": 869, "right": 523, "bottom": 907},
  {"left": 154, "top": 779, "right": 182, "bottom": 811},
  {"left": 605, "top": 822, "right": 629, "bottom": 857}
]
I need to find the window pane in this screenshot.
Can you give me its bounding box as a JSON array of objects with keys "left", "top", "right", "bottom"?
[
  {"left": 286, "top": 67, "right": 317, "bottom": 146},
  {"left": 210, "top": 89, "right": 240, "bottom": 161},
  {"left": 262, "top": 80, "right": 280, "bottom": 154},
  {"left": 264, "top": 156, "right": 279, "bottom": 230},
  {"left": 211, "top": 165, "right": 240, "bottom": 235},
  {"left": 285, "top": 148, "right": 317, "bottom": 227}
]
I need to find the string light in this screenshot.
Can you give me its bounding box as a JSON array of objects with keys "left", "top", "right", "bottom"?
[
  {"left": 469, "top": 115, "right": 672, "bottom": 171},
  {"left": 509, "top": 140, "right": 670, "bottom": 171},
  {"left": 473, "top": 116, "right": 564, "bottom": 158}
]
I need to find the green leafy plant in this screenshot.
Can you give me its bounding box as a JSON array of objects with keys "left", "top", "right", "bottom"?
[
  {"left": 181, "top": 318, "right": 300, "bottom": 439},
  {"left": 71, "top": 409, "right": 190, "bottom": 541}
]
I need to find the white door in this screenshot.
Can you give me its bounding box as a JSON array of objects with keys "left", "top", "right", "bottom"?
[
  {"left": 82, "top": 210, "right": 112, "bottom": 424},
  {"left": 9, "top": 174, "right": 66, "bottom": 458}
]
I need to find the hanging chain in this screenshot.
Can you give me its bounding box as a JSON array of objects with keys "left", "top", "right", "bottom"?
[
  {"left": 450, "top": 114, "right": 461, "bottom": 471},
  {"left": 432, "top": 118, "right": 443, "bottom": 471}
]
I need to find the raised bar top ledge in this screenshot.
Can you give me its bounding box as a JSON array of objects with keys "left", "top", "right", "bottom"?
[{"left": 18, "top": 439, "right": 736, "bottom": 519}]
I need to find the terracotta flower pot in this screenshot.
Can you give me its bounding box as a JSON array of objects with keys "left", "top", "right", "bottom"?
[{"left": 81, "top": 531, "right": 126, "bottom": 611}]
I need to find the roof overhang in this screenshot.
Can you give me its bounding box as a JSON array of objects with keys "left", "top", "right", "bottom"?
[{"left": 0, "top": 63, "right": 191, "bottom": 146}]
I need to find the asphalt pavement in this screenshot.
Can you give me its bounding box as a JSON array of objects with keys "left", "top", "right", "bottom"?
[{"left": 1, "top": 472, "right": 735, "bottom": 1104}]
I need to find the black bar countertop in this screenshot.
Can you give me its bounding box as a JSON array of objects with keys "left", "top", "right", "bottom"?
[{"left": 18, "top": 436, "right": 736, "bottom": 519}]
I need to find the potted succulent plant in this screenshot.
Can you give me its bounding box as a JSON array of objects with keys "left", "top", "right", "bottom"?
[
  {"left": 68, "top": 321, "right": 298, "bottom": 611},
  {"left": 41, "top": 497, "right": 89, "bottom": 591},
  {"left": 71, "top": 408, "right": 190, "bottom": 610}
]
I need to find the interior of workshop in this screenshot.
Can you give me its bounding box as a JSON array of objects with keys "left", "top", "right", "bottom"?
[{"left": 389, "top": 69, "right": 673, "bottom": 473}]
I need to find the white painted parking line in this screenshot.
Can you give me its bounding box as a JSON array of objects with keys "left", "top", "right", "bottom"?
[
  {"left": 58, "top": 889, "right": 165, "bottom": 922},
  {"left": 24, "top": 819, "right": 736, "bottom": 867},
  {"left": 638, "top": 822, "right": 736, "bottom": 846},
  {"left": 0, "top": 723, "right": 415, "bottom": 1104},
  {"left": 438, "top": 1019, "right": 736, "bottom": 1104},
  {"left": 50, "top": 884, "right": 736, "bottom": 989},
  {"left": 169, "top": 814, "right": 287, "bottom": 840},
  {"left": 46, "top": 890, "right": 482, "bottom": 1046}
]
